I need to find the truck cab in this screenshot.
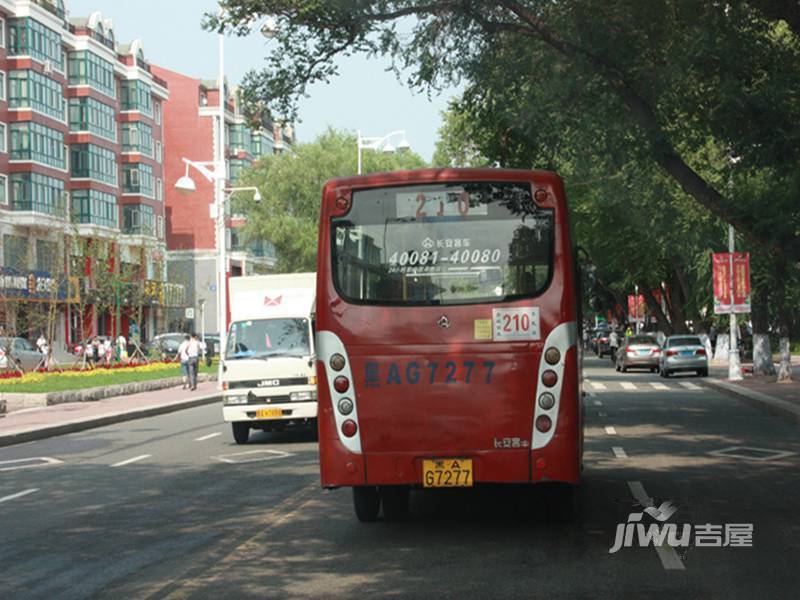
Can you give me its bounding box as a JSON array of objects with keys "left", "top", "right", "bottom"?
[{"left": 222, "top": 273, "right": 317, "bottom": 444}]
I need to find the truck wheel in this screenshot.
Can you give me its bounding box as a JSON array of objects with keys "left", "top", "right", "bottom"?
[
  {"left": 381, "top": 486, "right": 410, "bottom": 521},
  {"left": 232, "top": 422, "right": 249, "bottom": 444},
  {"left": 353, "top": 486, "right": 381, "bottom": 522}
]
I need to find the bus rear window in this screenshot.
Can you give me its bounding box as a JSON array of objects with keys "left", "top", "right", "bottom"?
[{"left": 332, "top": 182, "right": 554, "bottom": 305}]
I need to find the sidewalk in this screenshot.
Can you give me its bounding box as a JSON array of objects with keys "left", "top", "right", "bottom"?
[
  {"left": 704, "top": 359, "right": 800, "bottom": 424},
  {"left": 0, "top": 381, "right": 220, "bottom": 448}
]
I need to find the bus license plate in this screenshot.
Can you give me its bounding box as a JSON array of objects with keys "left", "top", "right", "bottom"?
[
  {"left": 422, "top": 459, "right": 473, "bottom": 488},
  {"left": 256, "top": 408, "right": 283, "bottom": 419}
]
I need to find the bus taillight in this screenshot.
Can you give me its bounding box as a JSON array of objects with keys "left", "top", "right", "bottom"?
[
  {"left": 334, "top": 376, "right": 350, "bottom": 393},
  {"left": 341, "top": 419, "right": 358, "bottom": 437},
  {"left": 338, "top": 397, "right": 354, "bottom": 415},
  {"left": 542, "top": 370, "right": 558, "bottom": 387},
  {"left": 330, "top": 353, "right": 346, "bottom": 371},
  {"left": 545, "top": 347, "right": 561, "bottom": 365},
  {"left": 535, "top": 415, "right": 553, "bottom": 432},
  {"left": 538, "top": 393, "right": 556, "bottom": 410}
]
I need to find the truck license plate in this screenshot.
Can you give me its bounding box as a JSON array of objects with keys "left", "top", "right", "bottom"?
[{"left": 256, "top": 408, "right": 283, "bottom": 419}]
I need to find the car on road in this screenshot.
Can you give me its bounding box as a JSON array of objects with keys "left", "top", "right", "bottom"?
[
  {"left": 0, "top": 337, "right": 46, "bottom": 371},
  {"left": 143, "top": 333, "right": 185, "bottom": 359},
  {"left": 615, "top": 334, "right": 661, "bottom": 373},
  {"left": 594, "top": 329, "right": 611, "bottom": 357},
  {"left": 659, "top": 335, "right": 708, "bottom": 377}
]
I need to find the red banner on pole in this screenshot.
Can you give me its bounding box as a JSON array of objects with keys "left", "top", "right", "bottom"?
[
  {"left": 713, "top": 252, "right": 750, "bottom": 314},
  {"left": 627, "top": 294, "right": 645, "bottom": 321}
]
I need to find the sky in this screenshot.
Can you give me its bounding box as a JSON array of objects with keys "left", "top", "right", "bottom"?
[{"left": 67, "top": 0, "right": 458, "bottom": 161}]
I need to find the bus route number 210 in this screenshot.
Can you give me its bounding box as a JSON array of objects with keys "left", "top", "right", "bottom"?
[{"left": 492, "top": 307, "right": 541, "bottom": 341}]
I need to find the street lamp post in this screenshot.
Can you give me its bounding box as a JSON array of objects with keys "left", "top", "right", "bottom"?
[{"left": 356, "top": 129, "right": 411, "bottom": 175}]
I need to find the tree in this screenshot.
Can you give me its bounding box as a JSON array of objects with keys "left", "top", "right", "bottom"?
[{"left": 235, "top": 128, "right": 426, "bottom": 272}]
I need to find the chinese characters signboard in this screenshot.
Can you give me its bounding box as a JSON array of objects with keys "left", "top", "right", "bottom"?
[{"left": 713, "top": 253, "right": 751, "bottom": 314}]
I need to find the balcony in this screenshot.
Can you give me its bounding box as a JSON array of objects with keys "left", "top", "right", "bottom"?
[
  {"left": 33, "top": 0, "right": 65, "bottom": 19},
  {"left": 10, "top": 197, "right": 69, "bottom": 227}
]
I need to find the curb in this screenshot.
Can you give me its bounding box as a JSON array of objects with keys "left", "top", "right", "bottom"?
[
  {"left": 0, "top": 393, "right": 220, "bottom": 448},
  {"left": 702, "top": 378, "right": 800, "bottom": 425}
]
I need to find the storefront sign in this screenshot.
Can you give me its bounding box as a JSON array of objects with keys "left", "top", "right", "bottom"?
[{"left": 0, "top": 269, "right": 79, "bottom": 303}]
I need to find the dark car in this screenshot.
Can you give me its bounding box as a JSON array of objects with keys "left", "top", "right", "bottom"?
[
  {"left": 594, "top": 330, "right": 611, "bottom": 357},
  {"left": 143, "top": 333, "right": 186, "bottom": 358}
]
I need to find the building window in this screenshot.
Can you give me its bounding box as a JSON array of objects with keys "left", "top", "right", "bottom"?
[
  {"left": 156, "top": 178, "right": 163, "bottom": 201},
  {"left": 0, "top": 123, "right": 6, "bottom": 153},
  {"left": 3, "top": 235, "right": 28, "bottom": 268},
  {"left": 36, "top": 239, "right": 58, "bottom": 271},
  {"left": 122, "top": 204, "right": 155, "bottom": 236},
  {"left": 121, "top": 122, "right": 153, "bottom": 156},
  {"left": 71, "top": 189, "right": 118, "bottom": 229},
  {"left": 155, "top": 140, "right": 162, "bottom": 162},
  {"left": 0, "top": 174, "right": 7, "bottom": 206},
  {"left": 228, "top": 158, "right": 251, "bottom": 184},
  {"left": 8, "top": 70, "right": 65, "bottom": 121},
  {"left": 9, "top": 121, "right": 66, "bottom": 169},
  {"left": 229, "top": 124, "right": 252, "bottom": 154},
  {"left": 8, "top": 18, "right": 64, "bottom": 71},
  {"left": 154, "top": 101, "right": 161, "bottom": 125},
  {"left": 68, "top": 96, "right": 116, "bottom": 141},
  {"left": 0, "top": 71, "right": 5, "bottom": 101},
  {"left": 10, "top": 172, "right": 67, "bottom": 217},
  {"left": 70, "top": 144, "right": 118, "bottom": 186},
  {"left": 120, "top": 80, "right": 153, "bottom": 116},
  {"left": 157, "top": 215, "right": 164, "bottom": 239},
  {"left": 123, "top": 163, "right": 154, "bottom": 198},
  {"left": 67, "top": 50, "right": 115, "bottom": 99},
  {"left": 0, "top": 17, "right": 5, "bottom": 49}
]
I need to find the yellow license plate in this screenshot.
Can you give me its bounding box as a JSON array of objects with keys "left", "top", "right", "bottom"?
[
  {"left": 255, "top": 408, "right": 283, "bottom": 419},
  {"left": 422, "top": 458, "right": 473, "bottom": 488}
]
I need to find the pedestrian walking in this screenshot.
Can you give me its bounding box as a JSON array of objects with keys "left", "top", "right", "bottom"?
[
  {"left": 186, "top": 333, "right": 201, "bottom": 390},
  {"left": 609, "top": 330, "right": 620, "bottom": 362},
  {"left": 176, "top": 334, "right": 190, "bottom": 389}
]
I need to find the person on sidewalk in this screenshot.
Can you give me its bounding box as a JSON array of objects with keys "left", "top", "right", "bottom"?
[
  {"left": 176, "top": 334, "right": 190, "bottom": 389},
  {"left": 609, "top": 329, "right": 620, "bottom": 362},
  {"left": 186, "top": 333, "right": 201, "bottom": 390}
]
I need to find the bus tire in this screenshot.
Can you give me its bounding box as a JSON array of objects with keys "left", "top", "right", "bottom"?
[
  {"left": 381, "top": 486, "right": 410, "bottom": 521},
  {"left": 353, "top": 486, "right": 381, "bottom": 522},
  {"left": 232, "top": 422, "right": 250, "bottom": 444}
]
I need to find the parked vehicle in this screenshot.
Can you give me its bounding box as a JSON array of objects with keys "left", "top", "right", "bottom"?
[
  {"left": 222, "top": 273, "right": 317, "bottom": 444},
  {"left": 615, "top": 334, "right": 661, "bottom": 373},
  {"left": 659, "top": 335, "right": 708, "bottom": 377},
  {"left": 594, "top": 329, "right": 611, "bottom": 357},
  {"left": 143, "top": 333, "right": 186, "bottom": 358},
  {"left": 0, "top": 337, "right": 45, "bottom": 371}
]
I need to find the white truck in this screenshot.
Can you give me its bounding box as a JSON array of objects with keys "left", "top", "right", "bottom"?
[{"left": 222, "top": 273, "right": 317, "bottom": 444}]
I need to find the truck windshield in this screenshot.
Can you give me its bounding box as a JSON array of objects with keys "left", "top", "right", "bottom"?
[
  {"left": 332, "top": 182, "right": 554, "bottom": 305},
  {"left": 226, "top": 318, "right": 310, "bottom": 359}
]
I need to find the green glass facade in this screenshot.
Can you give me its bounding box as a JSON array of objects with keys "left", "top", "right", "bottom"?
[
  {"left": 8, "top": 18, "right": 64, "bottom": 70},
  {"left": 72, "top": 189, "right": 118, "bottom": 229},
  {"left": 120, "top": 80, "right": 153, "bottom": 116},
  {"left": 122, "top": 204, "right": 155, "bottom": 236},
  {"left": 8, "top": 70, "right": 65, "bottom": 121},
  {"left": 70, "top": 144, "right": 118, "bottom": 186},
  {"left": 10, "top": 121, "right": 66, "bottom": 169},
  {"left": 68, "top": 96, "right": 116, "bottom": 141},
  {"left": 10, "top": 172, "right": 67, "bottom": 217},
  {"left": 121, "top": 122, "right": 154, "bottom": 157},
  {"left": 68, "top": 50, "right": 116, "bottom": 99},
  {"left": 123, "top": 163, "right": 154, "bottom": 198}
]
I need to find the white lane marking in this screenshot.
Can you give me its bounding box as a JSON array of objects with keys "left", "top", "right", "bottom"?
[
  {"left": 590, "top": 382, "right": 607, "bottom": 390},
  {"left": 0, "top": 457, "right": 64, "bottom": 472},
  {"left": 604, "top": 426, "right": 617, "bottom": 435},
  {"left": 213, "top": 449, "right": 294, "bottom": 464},
  {"left": 111, "top": 454, "right": 151, "bottom": 467},
  {"left": 708, "top": 446, "right": 797, "bottom": 461},
  {"left": 598, "top": 411, "right": 608, "bottom": 417},
  {"left": 0, "top": 488, "right": 39, "bottom": 504},
  {"left": 593, "top": 400, "right": 603, "bottom": 406},
  {"left": 650, "top": 382, "right": 669, "bottom": 390},
  {"left": 621, "top": 382, "right": 637, "bottom": 390},
  {"left": 627, "top": 481, "right": 686, "bottom": 570},
  {"left": 195, "top": 432, "right": 222, "bottom": 441},
  {"left": 612, "top": 447, "right": 628, "bottom": 459},
  {"left": 679, "top": 382, "right": 702, "bottom": 390}
]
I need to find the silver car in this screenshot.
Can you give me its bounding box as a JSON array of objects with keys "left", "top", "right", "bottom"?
[
  {"left": 615, "top": 334, "right": 661, "bottom": 373},
  {"left": 0, "top": 337, "right": 45, "bottom": 371},
  {"left": 659, "top": 335, "right": 708, "bottom": 377}
]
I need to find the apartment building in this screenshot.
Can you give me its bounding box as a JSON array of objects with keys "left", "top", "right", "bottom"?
[
  {"left": 0, "top": 0, "right": 183, "bottom": 350},
  {"left": 153, "top": 64, "right": 292, "bottom": 335}
]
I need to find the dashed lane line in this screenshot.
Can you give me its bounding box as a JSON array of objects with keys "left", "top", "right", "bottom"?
[
  {"left": 620, "top": 382, "right": 637, "bottom": 390},
  {"left": 590, "top": 382, "right": 607, "bottom": 390},
  {"left": 650, "top": 382, "right": 670, "bottom": 390},
  {"left": 111, "top": 454, "right": 151, "bottom": 468},
  {"left": 627, "top": 481, "right": 686, "bottom": 570},
  {"left": 593, "top": 400, "right": 603, "bottom": 406},
  {"left": 195, "top": 432, "right": 222, "bottom": 442},
  {"left": 679, "top": 381, "right": 702, "bottom": 390},
  {"left": 612, "top": 447, "right": 628, "bottom": 459},
  {"left": 598, "top": 412, "right": 608, "bottom": 417},
  {"left": 604, "top": 426, "right": 617, "bottom": 435},
  {"left": 0, "top": 488, "right": 39, "bottom": 504}
]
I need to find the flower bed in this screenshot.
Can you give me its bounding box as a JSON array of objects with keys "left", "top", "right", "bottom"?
[{"left": 0, "top": 361, "right": 214, "bottom": 394}]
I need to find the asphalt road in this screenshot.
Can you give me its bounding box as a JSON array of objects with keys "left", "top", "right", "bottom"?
[{"left": 1, "top": 355, "right": 799, "bottom": 599}]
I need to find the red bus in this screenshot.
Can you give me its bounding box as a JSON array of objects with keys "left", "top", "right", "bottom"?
[{"left": 315, "top": 169, "right": 582, "bottom": 521}]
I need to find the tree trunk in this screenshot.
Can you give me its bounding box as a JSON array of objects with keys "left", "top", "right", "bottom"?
[
  {"left": 774, "top": 254, "right": 792, "bottom": 383},
  {"left": 750, "top": 281, "right": 775, "bottom": 375},
  {"left": 641, "top": 285, "right": 672, "bottom": 335},
  {"left": 665, "top": 276, "right": 689, "bottom": 333}
]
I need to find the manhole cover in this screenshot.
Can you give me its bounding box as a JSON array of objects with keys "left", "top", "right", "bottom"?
[{"left": 708, "top": 446, "right": 796, "bottom": 461}]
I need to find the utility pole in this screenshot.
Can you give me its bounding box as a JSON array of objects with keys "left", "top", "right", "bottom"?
[{"left": 728, "top": 225, "right": 743, "bottom": 381}]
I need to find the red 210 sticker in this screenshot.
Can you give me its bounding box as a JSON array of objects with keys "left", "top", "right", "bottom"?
[{"left": 492, "top": 307, "right": 540, "bottom": 341}]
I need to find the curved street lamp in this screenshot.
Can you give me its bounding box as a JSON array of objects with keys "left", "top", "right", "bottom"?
[{"left": 357, "top": 129, "right": 411, "bottom": 174}]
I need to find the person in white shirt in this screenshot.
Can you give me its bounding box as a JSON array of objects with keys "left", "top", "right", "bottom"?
[
  {"left": 176, "top": 334, "right": 190, "bottom": 389},
  {"left": 186, "top": 333, "right": 201, "bottom": 390}
]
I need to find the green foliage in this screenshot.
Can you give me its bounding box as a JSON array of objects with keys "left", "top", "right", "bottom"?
[{"left": 235, "top": 128, "right": 426, "bottom": 272}]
